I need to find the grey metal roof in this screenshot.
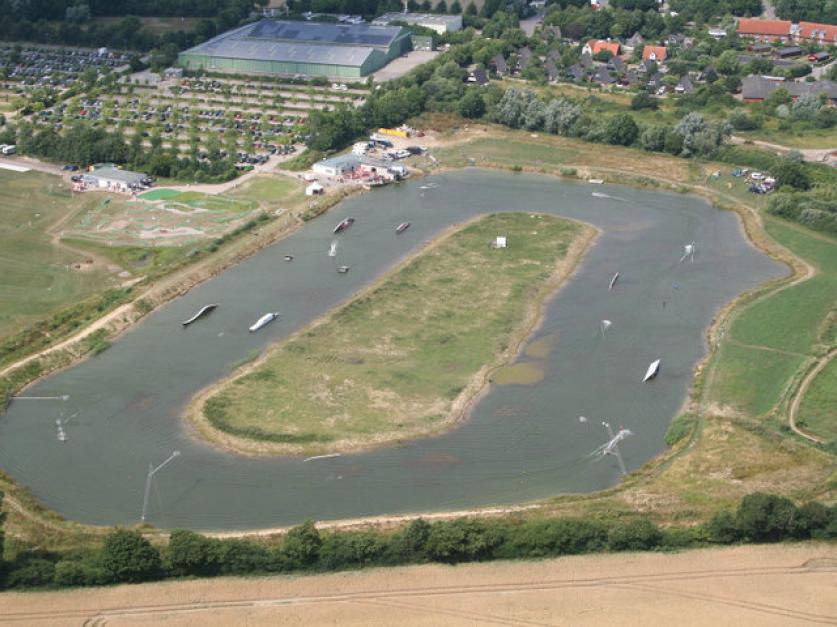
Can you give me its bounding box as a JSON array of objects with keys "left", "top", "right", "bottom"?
[
  {"left": 88, "top": 167, "right": 146, "bottom": 184},
  {"left": 742, "top": 75, "right": 837, "bottom": 100},
  {"left": 181, "top": 19, "right": 403, "bottom": 67},
  {"left": 247, "top": 19, "right": 401, "bottom": 46}
]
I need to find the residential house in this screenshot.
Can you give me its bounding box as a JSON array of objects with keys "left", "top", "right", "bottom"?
[
  {"left": 467, "top": 67, "right": 489, "bottom": 85},
  {"left": 623, "top": 69, "right": 640, "bottom": 87},
  {"left": 640, "top": 58, "right": 658, "bottom": 74},
  {"left": 568, "top": 63, "right": 586, "bottom": 81},
  {"left": 741, "top": 75, "right": 837, "bottom": 104},
  {"left": 809, "top": 51, "right": 830, "bottom": 63},
  {"left": 582, "top": 39, "right": 621, "bottom": 57},
  {"left": 647, "top": 72, "right": 665, "bottom": 92},
  {"left": 707, "top": 28, "right": 727, "bottom": 39},
  {"left": 642, "top": 45, "right": 667, "bottom": 62},
  {"left": 697, "top": 66, "right": 717, "bottom": 82},
  {"left": 625, "top": 32, "right": 644, "bottom": 51},
  {"left": 593, "top": 66, "right": 615, "bottom": 85},
  {"left": 675, "top": 75, "right": 694, "bottom": 94},
  {"left": 795, "top": 21, "right": 837, "bottom": 45},
  {"left": 544, "top": 58, "right": 560, "bottom": 82},
  {"left": 608, "top": 56, "right": 625, "bottom": 72},
  {"left": 490, "top": 54, "right": 508, "bottom": 76},
  {"left": 580, "top": 51, "right": 594, "bottom": 69},
  {"left": 516, "top": 46, "right": 533, "bottom": 72},
  {"left": 547, "top": 49, "right": 561, "bottom": 62},
  {"left": 736, "top": 18, "right": 792, "bottom": 42}
]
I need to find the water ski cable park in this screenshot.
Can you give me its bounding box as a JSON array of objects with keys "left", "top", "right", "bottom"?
[{"left": 0, "top": 170, "right": 784, "bottom": 530}]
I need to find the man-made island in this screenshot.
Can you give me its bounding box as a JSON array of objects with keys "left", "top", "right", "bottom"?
[{"left": 194, "top": 212, "right": 593, "bottom": 455}]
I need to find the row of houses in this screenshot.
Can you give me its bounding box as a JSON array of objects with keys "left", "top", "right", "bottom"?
[
  {"left": 741, "top": 75, "right": 837, "bottom": 105},
  {"left": 737, "top": 18, "right": 837, "bottom": 45}
]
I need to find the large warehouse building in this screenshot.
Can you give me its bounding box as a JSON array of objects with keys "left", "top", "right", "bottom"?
[{"left": 178, "top": 19, "right": 411, "bottom": 78}]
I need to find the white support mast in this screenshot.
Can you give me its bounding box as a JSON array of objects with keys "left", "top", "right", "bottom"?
[{"left": 140, "top": 450, "right": 181, "bottom": 522}]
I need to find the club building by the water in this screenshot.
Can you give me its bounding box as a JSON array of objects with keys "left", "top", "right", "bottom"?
[{"left": 177, "top": 19, "right": 411, "bottom": 78}]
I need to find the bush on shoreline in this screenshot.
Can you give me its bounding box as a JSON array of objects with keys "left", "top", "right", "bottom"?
[{"left": 1, "top": 492, "right": 834, "bottom": 591}]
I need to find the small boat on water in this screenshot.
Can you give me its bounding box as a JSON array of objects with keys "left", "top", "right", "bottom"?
[
  {"left": 328, "top": 240, "right": 338, "bottom": 257},
  {"left": 182, "top": 304, "right": 217, "bottom": 326},
  {"left": 609, "top": 272, "right": 620, "bottom": 291},
  {"left": 333, "top": 217, "right": 355, "bottom": 234},
  {"left": 284, "top": 255, "right": 294, "bottom": 262},
  {"left": 337, "top": 265, "right": 350, "bottom": 274},
  {"left": 395, "top": 222, "right": 410, "bottom": 234},
  {"left": 642, "top": 359, "right": 661, "bottom": 383},
  {"left": 249, "top": 312, "right": 279, "bottom": 333}
]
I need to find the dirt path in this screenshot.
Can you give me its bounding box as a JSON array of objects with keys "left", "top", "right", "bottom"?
[
  {"left": 0, "top": 544, "right": 833, "bottom": 626},
  {"left": 788, "top": 347, "right": 836, "bottom": 444}
]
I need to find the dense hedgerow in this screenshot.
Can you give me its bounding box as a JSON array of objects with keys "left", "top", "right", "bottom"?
[{"left": 1, "top": 492, "right": 834, "bottom": 590}]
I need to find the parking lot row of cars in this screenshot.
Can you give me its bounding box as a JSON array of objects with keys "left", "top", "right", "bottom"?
[{"left": 0, "top": 45, "right": 129, "bottom": 87}]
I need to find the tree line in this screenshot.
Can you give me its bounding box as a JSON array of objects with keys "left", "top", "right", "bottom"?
[
  {"left": 1, "top": 491, "right": 834, "bottom": 589},
  {"left": 0, "top": 0, "right": 255, "bottom": 50}
]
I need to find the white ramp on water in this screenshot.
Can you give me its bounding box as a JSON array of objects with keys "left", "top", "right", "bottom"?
[{"left": 642, "top": 359, "right": 661, "bottom": 383}]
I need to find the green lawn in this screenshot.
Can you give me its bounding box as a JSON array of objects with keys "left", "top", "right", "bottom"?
[
  {"left": 0, "top": 170, "right": 113, "bottom": 339},
  {"left": 201, "top": 213, "right": 584, "bottom": 453},
  {"left": 226, "top": 174, "right": 305, "bottom": 207},
  {"left": 797, "top": 358, "right": 837, "bottom": 442},
  {"left": 433, "top": 137, "right": 580, "bottom": 170},
  {"left": 707, "top": 216, "right": 836, "bottom": 418}
]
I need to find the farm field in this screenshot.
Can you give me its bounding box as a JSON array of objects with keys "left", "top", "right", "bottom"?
[
  {"left": 0, "top": 543, "right": 832, "bottom": 627},
  {"left": 198, "top": 212, "right": 588, "bottom": 454},
  {"left": 0, "top": 169, "right": 116, "bottom": 339},
  {"left": 706, "top": 217, "right": 837, "bottom": 419}
]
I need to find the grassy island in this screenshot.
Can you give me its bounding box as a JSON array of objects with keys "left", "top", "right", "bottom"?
[{"left": 194, "top": 212, "right": 592, "bottom": 455}]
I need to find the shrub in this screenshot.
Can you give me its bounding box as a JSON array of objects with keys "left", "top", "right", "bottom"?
[
  {"left": 387, "top": 518, "right": 432, "bottom": 564},
  {"left": 607, "top": 519, "right": 662, "bottom": 551},
  {"left": 630, "top": 91, "right": 658, "bottom": 111},
  {"left": 506, "top": 518, "right": 608, "bottom": 558},
  {"left": 7, "top": 558, "right": 56, "bottom": 588},
  {"left": 214, "top": 539, "right": 268, "bottom": 575},
  {"left": 101, "top": 528, "right": 162, "bottom": 583},
  {"left": 704, "top": 510, "right": 741, "bottom": 544},
  {"left": 53, "top": 559, "right": 110, "bottom": 587},
  {"left": 280, "top": 520, "right": 322, "bottom": 570},
  {"left": 735, "top": 493, "right": 797, "bottom": 542},
  {"left": 165, "top": 529, "right": 221, "bottom": 577},
  {"left": 425, "top": 518, "right": 506, "bottom": 563},
  {"left": 318, "top": 532, "right": 388, "bottom": 570}
]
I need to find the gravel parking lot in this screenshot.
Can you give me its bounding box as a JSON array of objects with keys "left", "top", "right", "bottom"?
[{"left": 372, "top": 50, "right": 441, "bottom": 82}]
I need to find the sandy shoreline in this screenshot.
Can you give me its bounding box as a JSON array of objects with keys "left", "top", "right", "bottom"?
[{"left": 184, "top": 214, "right": 598, "bottom": 457}]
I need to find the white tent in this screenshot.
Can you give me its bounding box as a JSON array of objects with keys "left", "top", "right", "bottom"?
[{"left": 305, "top": 182, "right": 324, "bottom": 196}]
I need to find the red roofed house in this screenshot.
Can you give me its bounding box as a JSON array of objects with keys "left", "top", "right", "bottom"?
[
  {"left": 736, "top": 18, "right": 792, "bottom": 42},
  {"left": 795, "top": 22, "right": 837, "bottom": 45},
  {"left": 642, "top": 45, "right": 667, "bottom": 62},
  {"left": 582, "top": 39, "right": 621, "bottom": 57}
]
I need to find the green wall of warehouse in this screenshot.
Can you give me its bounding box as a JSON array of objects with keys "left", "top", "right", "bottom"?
[{"left": 177, "top": 29, "right": 412, "bottom": 78}]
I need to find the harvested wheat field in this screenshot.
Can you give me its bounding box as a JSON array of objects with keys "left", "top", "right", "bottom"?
[{"left": 1, "top": 543, "right": 834, "bottom": 626}]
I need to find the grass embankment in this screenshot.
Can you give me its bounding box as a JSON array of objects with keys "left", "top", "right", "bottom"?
[
  {"left": 196, "top": 212, "right": 590, "bottom": 455},
  {"left": 707, "top": 218, "right": 837, "bottom": 421},
  {"left": 430, "top": 130, "right": 693, "bottom": 186},
  {"left": 798, "top": 359, "right": 837, "bottom": 442}
]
